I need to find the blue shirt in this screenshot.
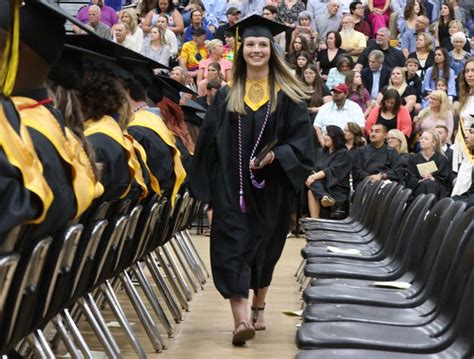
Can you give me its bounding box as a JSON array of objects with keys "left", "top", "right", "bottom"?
[
  {"left": 401, "top": 31, "right": 434, "bottom": 54},
  {"left": 371, "top": 70, "right": 381, "bottom": 100},
  {"left": 202, "top": 0, "right": 227, "bottom": 23},
  {"left": 422, "top": 67, "right": 457, "bottom": 97}
]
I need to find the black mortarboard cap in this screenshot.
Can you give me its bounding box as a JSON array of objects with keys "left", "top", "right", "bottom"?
[
  {"left": 227, "top": 14, "right": 289, "bottom": 41},
  {"left": 154, "top": 75, "right": 198, "bottom": 104},
  {"left": 0, "top": 0, "right": 96, "bottom": 64},
  {"left": 181, "top": 97, "right": 206, "bottom": 124}
]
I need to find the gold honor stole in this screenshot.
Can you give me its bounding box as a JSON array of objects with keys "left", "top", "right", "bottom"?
[
  {"left": 13, "top": 97, "right": 102, "bottom": 219},
  {"left": 244, "top": 77, "right": 270, "bottom": 111},
  {"left": 128, "top": 110, "right": 186, "bottom": 207},
  {"left": 0, "top": 102, "right": 53, "bottom": 223},
  {"left": 84, "top": 115, "right": 148, "bottom": 200}
]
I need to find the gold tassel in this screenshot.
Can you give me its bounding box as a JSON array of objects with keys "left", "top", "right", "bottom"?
[
  {"left": 0, "top": 0, "right": 21, "bottom": 97},
  {"left": 235, "top": 25, "right": 239, "bottom": 59}
]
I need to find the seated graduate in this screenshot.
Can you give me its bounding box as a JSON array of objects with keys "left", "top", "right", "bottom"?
[
  {"left": 352, "top": 123, "right": 401, "bottom": 188},
  {"left": 386, "top": 129, "right": 410, "bottom": 186},
  {"left": 125, "top": 77, "right": 186, "bottom": 204},
  {"left": 407, "top": 130, "right": 450, "bottom": 200},
  {"left": 305, "top": 125, "right": 352, "bottom": 219},
  {"left": 3, "top": 1, "right": 102, "bottom": 240}
]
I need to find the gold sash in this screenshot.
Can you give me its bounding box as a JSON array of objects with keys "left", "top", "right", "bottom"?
[
  {"left": 128, "top": 110, "right": 186, "bottom": 206},
  {"left": 244, "top": 77, "right": 270, "bottom": 111},
  {"left": 13, "top": 97, "right": 102, "bottom": 219},
  {"left": 0, "top": 102, "right": 53, "bottom": 223}
]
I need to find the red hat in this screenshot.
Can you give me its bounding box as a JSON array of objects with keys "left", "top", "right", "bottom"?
[{"left": 332, "top": 83, "right": 349, "bottom": 94}]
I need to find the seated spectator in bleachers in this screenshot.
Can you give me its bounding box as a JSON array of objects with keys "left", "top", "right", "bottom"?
[
  {"left": 113, "top": 22, "right": 137, "bottom": 51},
  {"left": 387, "top": 128, "right": 410, "bottom": 184},
  {"left": 183, "top": 9, "right": 213, "bottom": 42},
  {"left": 143, "top": 0, "right": 184, "bottom": 37},
  {"left": 471, "top": 36, "right": 474, "bottom": 55},
  {"left": 76, "top": 0, "right": 118, "bottom": 27},
  {"left": 262, "top": 5, "right": 287, "bottom": 54},
  {"left": 316, "top": 31, "right": 346, "bottom": 81},
  {"left": 366, "top": 88, "right": 413, "bottom": 137},
  {"left": 202, "top": 0, "right": 227, "bottom": 24},
  {"left": 350, "top": 1, "right": 371, "bottom": 39},
  {"left": 400, "top": 15, "right": 432, "bottom": 58},
  {"left": 315, "top": 0, "right": 343, "bottom": 49},
  {"left": 397, "top": 0, "right": 427, "bottom": 37},
  {"left": 170, "top": 66, "right": 198, "bottom": 95},
  {"left": 390, "top": 0, "right": 406, "bottom": 35},
  {"left": 345, "top": 70, "right": 373, "bottom": 117},
  {"left": 340, "top": 14, "right": 367, "bottom": 62},
  {"left": 179, "top": 27, "right": 208, "bottom": 78},
  {"left": 407, "top": 34, "right": 434, "bottom": 82},
  {"left": 407, "top": 130, "right": 450, "bottom": 199},
  {"left": 326, "top": 55, "right": 354, "bottom": 90},
  {"left": 292, "top": 11, "right": 319, "bottom": 53},
  {"left": 377, "top": 67, "right": 417, "bottom": 115},
  {"left": 306, "top": 125, "right": 352, "bottom": 219},
  {"left": 314, "top": 83, "right": 366, "bottom": 146},
  {"left": 405, "top": 59, "right": 423, "bottom": 106},
  {"left": 235, "top": 0, "right": 267, "bottom": 17},
  {"left": 434, "top": 2, "right": 455, "bottom": 47},
  {"left": 361, "top": 49, "right": 391, "bottom": 101},
  {"left": 197, "top": 62, "right": 226, "bottom": 96},
  {"left": 450, "top": 0, "right": 466, "bottom": 23},
  {"left": 286, "top": 35, "right": 311, "bottom": 70},
  {"left": 223, "top": 32, "right": 235, "bottom": 62},
  {"left": 214, "top": 7, "right": 241, "bottom": 42},
  {"left": 196, "top": 79, "right": 222, "bottom": 109},
  {"left": 197, "top": 39, "right": 233, "bottom": 83},
  {"left": 352, "top": 123, "right": 401, "bottom": 187},
  {"left": 116, "top": 9, "right": 144, "bottom": 52},
  {"left": 295, "top": 51, "right": 313, "bottom": 80},
  {"left": 448, "top": 32, "right": 471, "bottom": 78},
  {"left": 156, "top": 14, "right": 179, "bottom": 57},
  {"left": 344, "top": 122, "right": 367, "bottom": 157},
  {"left": 141, "top": 26, "right": 171, "bottom": 68},
  {"left": 414, "top": 90, "right": 454, "bottom": 142},
  {"left": 422, "top": 48, "right": 456, "bottom": 100},
  {"left": 355, "top": 27, "right": 405, "bottom": 71},
  {"left": 304, "top": 64, "right": 332, "bottom": 120},
  {"left": 441, "top": 20, "right": 471, "bottom": 52},
  {"left": 277, "top": 0, "right": 306, "bottom": 28},
  {"left": 367, "top": 0, "right": 391, "bottom": 38},
  {"left": 74, "top": 5, "right": 112, "bottom": 39}
]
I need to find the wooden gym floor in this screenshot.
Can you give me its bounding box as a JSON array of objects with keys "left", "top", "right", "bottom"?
[{"left": 75, "top": 234, "right": 304, "bottom": 359}]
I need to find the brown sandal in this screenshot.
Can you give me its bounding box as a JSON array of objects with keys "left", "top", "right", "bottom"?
[
  {"left": 251, "top": 305, "right": 266, "bottom": 331},
  {"left": 232, "top": 321, "right": 255, "bottom": 346}
]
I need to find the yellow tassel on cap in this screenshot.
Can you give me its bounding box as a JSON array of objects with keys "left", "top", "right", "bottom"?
[{"left": 0, "top": 0, "right": 20, "bottom": 97}]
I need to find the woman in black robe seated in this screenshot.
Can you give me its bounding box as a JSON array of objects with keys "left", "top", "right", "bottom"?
[
  {"left": 407, "top": 130, "right": 450, "bottom": 200},
  {"left": 306, "top": 125, "right": 352, "bottom": 219}
]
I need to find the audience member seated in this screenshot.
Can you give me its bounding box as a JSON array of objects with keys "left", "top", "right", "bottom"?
[
  {"left": 441, "top": 20, "right": 471, "bottom": 51},
  {"left": 197, "top": 39, "right": 233, "bottom": 83},
  {"left": 141, "top": 26, "right": 171, "bottom": 68},
  {"left": 326, "top": 54, "right": 354, "bottom": 90},
  {"left": 316, "top": 31, "right": 346, "bottom": 81},
  {"left": 295, "top": 51, "right": 313, "bottom": 80},
  {"left": 76, "top": 0, "right": 118, "bottom": 27},
  {"left": 113, "top": 23, "right": 137, "bottom": 51},
  {"left": 116, "top": 9, "right": 144, "bottom": 52},
  {"left": 277, "top": 0, "right": 306, "bottom": 28},
  {"left": 306, "top": 125, "right": 352, "bottom": 219},
  {"left": 315, "top": 0, "right": 343, "bottom": 49},
  {"left": 179, "top": 27, "right": 208, "bottom": 78},
  {"left": 448, "top": 32, "right": 471, "bottom": 78},
  {"left": 407, "top": 130, "right": 450, "bottom": 199},
  {"left": 367, "top": 0, "right": 391, "bottom": 38},
  {"left": 292, "top": 11, "right": 319, "bottom": 53},
  {"left": 314, "top": 83, "right": 366, "bottom": 146},
  {"left": 361, "top": 49, "right": 391, "bottom": 101},
  {"left": 202, "top": 0, "right": 228, "bottom": 24},
  {"left": 398, "top": 0, "right": 428, "bottom": 37},
  {"left": 400, "top": 15, "right": 432, "bottom": 58},
  {"left": 405, "top": 58, "right": 423, "bottom": 105},
  {"left": 304, "top": 64, "right": 332, "bottom": 120},
  {"left": 143, "top": 0, "right": 184, "bottom": 36},
  {"left": 434, "top": 2, "right": 456, "bottom": 47},
  {"left": 350, "top": 1, "right": 371, "bottom": 39},
  {"left": 183, "top": 8, "right": 213, "bottom": 42},
  {"left": 286, "top": 35, "right": 311, "bottom": 71},
  {"left": 197, "top": 61, "right": 226, "bottom": 96},
  {"left": 262, "top": 5, "right": 287, "bottom": 54},
  {"left": 214, "top": 7, "right": 241, "bottom": 42},
  {"left": 355, "top": 27, "right": 405, "bottom": 71},
  {"left": 196, "top": 79, "right": 222, "bottom": 109},
  {"left": 169, "top": 66, "right": 198, "bottom": 101},
  {"left": 156, "top": 14, "right": 179, "bottom": 58},
  {"left": 340, "top": 14, "right": 367, "bottom": 62},
  {"left": 222, "top": 32, "right": 235, "bottom": 61},
  {"left": 366, "top": 88, "right": 412, "bottom": 137},
  {"left": 422, "top": 47, "right": 456, "bottom": 99},
  {"left": 377, "top": 66, "right": 417, "bottom": 115},
  {"left": 414, "top": 90, "right": 454, "bottom": 142},
  {"left": 387, "top": 128, "right": 410, "bottom": 184},
  {"left": 345, "top": 70, "right": 373, "bottom": 117},
  {"left": 344, "top": 122, "right": 366, "bottom": 157},
  {"left": 74, "top": 5, "right": 112, "bottom": 39},
  {"left": 407, "top": 33, "right": 434, "bottom": 82},
  {"left": 352, "top": 123, "right": 401, "bottom": 187}
]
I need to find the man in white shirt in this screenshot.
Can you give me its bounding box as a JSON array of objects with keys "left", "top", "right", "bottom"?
[
  {"left": 314, "top": 83, "right": 365, "bottom": 146},
  {"left": 156, "top": 14, "right": 178, "bottom": 57},
  {"left": 113, "top": 22, "right": 137, "bottom": 52},
  {"left": 340, "top": 14, "right": 367, "bottom": 62}
]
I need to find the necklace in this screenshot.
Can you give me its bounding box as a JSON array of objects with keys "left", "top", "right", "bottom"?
[
  {"left": 132, "top": 103, "right": 149, "bottom": 113},
  {"left": 237, "top": 101, "right": 272, "bottom": 213}
]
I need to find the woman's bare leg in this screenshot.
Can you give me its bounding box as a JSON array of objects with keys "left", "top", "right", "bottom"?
[
  {"left": 307, "top": 191, "right": 321, "bottom": 218},
  {"left": 251, "top": 287, "right": 269, "bottom": 330}
]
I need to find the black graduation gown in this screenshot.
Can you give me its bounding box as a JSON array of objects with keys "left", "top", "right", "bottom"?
[
  {"left": 174, "top": 136, "right": 192, "bottom": 176},
  {"left": 352, "top": 144, "right": 401, "bottom": 188},
  {"left": 310, "top": 148, "right": 351, "bottom": 203},
  {"left": 0, "top": 99, "right": 41, "bottom": 241},
  {"left": 189, "top": 87, "right": 314, "bottom": 298},
  {"left": 407, "top": 152, "right": 449, "bottom": 200}
]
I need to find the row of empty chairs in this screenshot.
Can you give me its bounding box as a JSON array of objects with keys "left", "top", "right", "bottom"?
[
  {"left": 0, "top": 187, "right": 208, "bottom": 358},
  {"left": 294, "top": 178, "right": 474, "bottom": 358}
]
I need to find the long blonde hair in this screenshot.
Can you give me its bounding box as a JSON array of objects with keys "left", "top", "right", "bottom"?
[
  {"left": 430, "top": 90, "right": 450, "bottom": 119},
  {"left": 388, "top": 67, "right": 408, "bottom": 97},
  {"left": 422, "top": 129, "right": 444, "bottom": 155},
  {"left": 227, "top": 39, "right": 310, "bottom": 114},
  {"left": 388, "top": 129, "right": 408, "bottom": 154},
  {"left": 121, "top": 8, "right": 138, "bottom": 34}
]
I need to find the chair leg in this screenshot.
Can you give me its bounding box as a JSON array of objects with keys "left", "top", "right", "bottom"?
[
  {"left": 132, "top": 263, "right": 174, "bottom": 336},
  {"left": 100, "top": 281, "right": 147, "bottom": 359},
  {"left": 145, "top": 254, "right": 183, "bottom": 323},
  {"left": 26, "top": 333, "right": 48, "bottom": 359},
  {"left": 169, "top": 237, "right": 199, "bottom": 294},
  {"left": 183, "top": 230, "right": 209, "bottom": 282},
  {"left": 175, "top": 232, "right": 206, "bottom": 289},
  {"left": 51, "top": 315, "right": 83, "bottom": 359},
  {"left": 34, "top": 330, "right": 55, "bottom": 359},
  {"left": 162, "top": 244, "right": 193, "bottom": 302},
  {"left": 295, "top": 259, "right": 305, "bottom": 278},
  {"left": 153, "top": 249, "right": 190, "bottom": 311},
  {"left": 78, "top": 296, "right": 121, "bottom": 358},
  {"left": 119, "top": 271, "right": 165, "bottom": 352},
  {"left": 297, "top": 260, "right": 306, "bottom": 284},
  {"left": 61, "top": 309, "right": 94, "bottom": 359}
]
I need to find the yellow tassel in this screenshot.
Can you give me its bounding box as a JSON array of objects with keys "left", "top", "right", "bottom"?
[
  {"left": 235, "top": 25, "right": 239, "bottom": 58},
  {"left": 0, "top": 0, "right": 20, "bottom": 97}
]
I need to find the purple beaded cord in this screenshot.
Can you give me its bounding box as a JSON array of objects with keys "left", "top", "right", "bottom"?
[{"left": 237, "top": 101, "right": 272, "bottom": 213}]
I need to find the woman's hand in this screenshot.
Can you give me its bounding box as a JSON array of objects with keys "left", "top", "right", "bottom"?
[
  {"left": 250, "top": 151, "right": 275, "bottom": 170},
  {"left": 305, "top": 173, "right": 317, "bottom": 187},
  {"left": 420, "top": 173, "right": 435, "bottom": 181}
]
